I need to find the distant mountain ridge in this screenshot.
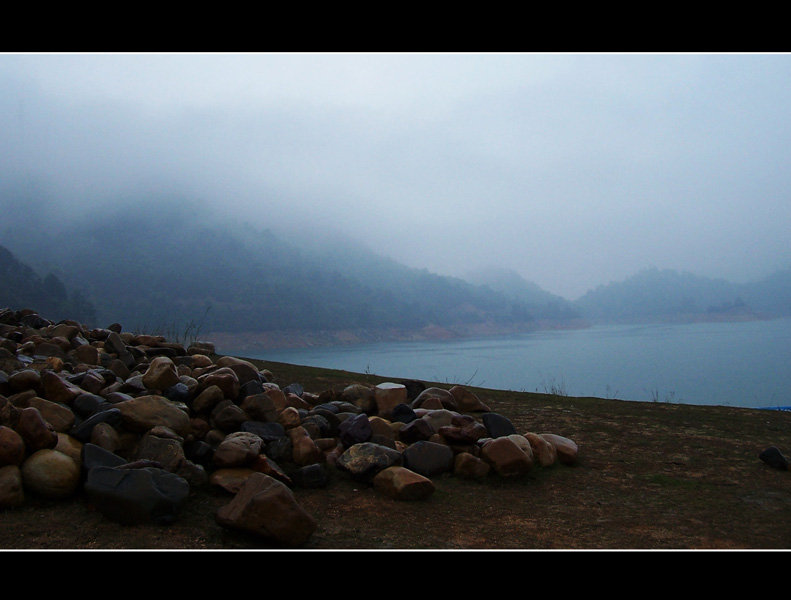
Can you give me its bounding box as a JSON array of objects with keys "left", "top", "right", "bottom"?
[
  {"left": 0, "top": 207, "right": 552, "bottom": 340},
  {"left": 572, "top": 266, "right": 791, "bottom": 322},
  {"left": 0, "top": 244, "right": 96, "bottom": 324},
  {"left": 3, "top": 194, "right": 790, "bottom": 341}
]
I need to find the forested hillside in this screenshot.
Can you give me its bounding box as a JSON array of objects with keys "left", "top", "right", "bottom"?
[
  {"left": 0, "top": 208, "right": 549, "bottom": 336},
  {"left": 0, "top": 244, "right": 96, "bottom": 324},
  {"left": 573, "top": 266, "right": 791, "bottom": 322}
]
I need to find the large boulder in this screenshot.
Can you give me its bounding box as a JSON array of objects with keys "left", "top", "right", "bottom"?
[
  {"left": 21, "top": 448, "right": 81, "bottom": 499},
  {"left": 84, "top": 465, "right": 190, "bottom": 525},
  {"left": 401, "top": 440, "right": 454, "bottom": 478},
  {"left": 215, "top": 473, "right": 317, "bottom": 547},
  {"left": 480, "top": 435, "right": 533, "bottom": 477},
  {"left": 115, "top": 395, "right": 191, "bottom": 437}
]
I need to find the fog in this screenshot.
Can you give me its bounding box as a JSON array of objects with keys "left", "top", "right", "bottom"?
[{"left": 2, "top": 53, "right": 790, "bottom": 300}]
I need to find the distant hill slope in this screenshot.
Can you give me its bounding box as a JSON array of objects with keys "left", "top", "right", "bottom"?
[
  {"left": 0, "top": 204, "right": 548, "bottom": 335},
  {"left": 0, "top": 244, "right": 96, "bottom": 323},
  {"left": 572, "top": 266, "right": 791, "bottom": 322},
  {"left": 464, "top": 267, "right": 582, "bottom": 322}
]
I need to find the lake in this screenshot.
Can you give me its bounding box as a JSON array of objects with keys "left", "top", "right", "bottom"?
[{"left": 232, "top": 317, "right": 791, "bottom": 409}]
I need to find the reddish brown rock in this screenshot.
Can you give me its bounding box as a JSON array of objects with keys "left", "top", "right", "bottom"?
[
  {"left": 210, "top": 467, "right": 256, "bottom": 493},
  {"left": 448, "top": 385, "right": 491, "bottom": 412},
  {"left": 200, "top": 367, "right": 240, "bottom": 400},
  {"left": 524, "top": 432, "right": 557, "bottom": 467},
  {"left": 373, "top": 465, "right": 435, "bottom": 500},
  {"left": 0, "top": 426, "right": 26, "bottom": 466},
  {"left": 41, "top": 370, "right": 83, "bottom": 405},
  {"left": 215, "top": 473, "right": 318, "bottom": 547},
  {"left": 15, "top": 407, "right": 58, "bottom": 452},
  {"left": 540, "top": 433, "right": 578, "bottom": 465},
  {"left": 212, "top": 431, "right": 264, "bottom": 468},
  {"left": 142, "top": 356, "right": 180, "bottom": 391},
  {"left": 453, "top": 451, "right": 491, "bottom": 478},
  {"left": 480, "top": 435, "right": 533, "bottom": 477},
  {"left": 0, "top": 464, "right": 24, "bottom": 507}
]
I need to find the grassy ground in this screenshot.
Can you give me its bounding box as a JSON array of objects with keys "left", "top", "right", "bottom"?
[{"left": 3, "top": 357, "right": 791, "bottom": 550}]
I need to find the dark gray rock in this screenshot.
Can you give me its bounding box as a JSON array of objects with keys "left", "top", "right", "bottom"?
[
  {"left": 239, "top": 379, "right": 264, "bottom": 401},
  {"left": 241, "top": 420, "right": 286, "bottom": 442},
  {"left": 759, "top": 446, "right": 789, "bottom": 470},
  {"left": 82, "top": 442, "right": 127, "bottom": 472},
  {"left": 72, "top": 393, "right": 112, "bottom": 418},
  {"left": 398, "top": 417, "right": 434, "bottom": 444},
  {"left": 84, "top": 466, "right": 190, "bottom": 525},
  {"left": 283, "top": 383, "right": 304, "bottom": 398},
  {"left": 292, "top": 463, "right": 329, "bottom": 488},
  {"left": 402, "top": 440, "right": 455, "bottom": 477},
  {"left": 391, "top": 403, "right": 417, "bottom": 424},
  {"left": 69, "top": 408, "right": 122, "bottom": 443},
  {"left": 338, "top": 413, "right": 372, "bottom": 448},
  {"left": 164, "top": 382, "right": 191, "bottom": 404},
  {"left": 302, "top": 413, "right": 332, "bottom": 438},
  {"left": 264, "top": 437, "right": 293, "bottom": 464},
  {"left": 482, "top": 412, "right": 517, "bottom": 438},
  {"left": 183, "top": 440, "right": 214, "bottom": 468}
]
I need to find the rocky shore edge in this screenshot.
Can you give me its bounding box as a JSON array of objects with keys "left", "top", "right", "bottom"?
[{"left": 0, "top": 307, "right": 580, "bottom": 548}]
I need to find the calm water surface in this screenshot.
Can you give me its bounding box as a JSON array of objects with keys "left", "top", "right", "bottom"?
[{"left": 232, "top": 318, "right": 791, "bottom": 408}]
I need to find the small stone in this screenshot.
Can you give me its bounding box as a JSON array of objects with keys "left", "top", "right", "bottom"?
[{"left": 759, "top": 446, "right": 789, "bottom": 470}]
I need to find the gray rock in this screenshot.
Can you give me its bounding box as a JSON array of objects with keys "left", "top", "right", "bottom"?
[
  {"left": 337, "top": 442, "right": 403, "bottom": 482},
  {"left": 482, "top": 412, "right": 517, "bottom": 438},
  {"left": 69, "top": 407, "right": 122, "bottom": 443},
  {"left": 84, "top": 465, "right": 190, "bottom": 525},
  {"left": 401, "top": 440, "right": 455, "bottom": 477},
  {"left": 292, "top": 463, "right": 329, "bottom": 488},
  {"left": 338, "top": 413, "right": 372, "bottom": 448},
  {"left": 759, "top": 446, "right": 789, "bottom": 470}
]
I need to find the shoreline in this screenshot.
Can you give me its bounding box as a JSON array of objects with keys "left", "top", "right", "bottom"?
[{"left": 206, "top": 319, "right": 592, "bottom": 353}]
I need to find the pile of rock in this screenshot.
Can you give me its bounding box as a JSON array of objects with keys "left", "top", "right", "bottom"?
[{"left": 0, "top": 307, "right": 579, "bottom": 547}]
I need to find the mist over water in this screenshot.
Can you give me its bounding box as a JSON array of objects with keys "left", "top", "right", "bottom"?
[{"left": 236, "top": 318, "right": 791, "bottom": 409}]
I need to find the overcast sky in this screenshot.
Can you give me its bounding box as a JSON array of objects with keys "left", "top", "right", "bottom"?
[{"left": 2, "top": 52, "right": 790, "bottom": 299}]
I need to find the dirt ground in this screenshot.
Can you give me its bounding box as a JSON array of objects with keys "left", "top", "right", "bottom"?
[{"left": 3, "top": 358, "right": 791, "bottom": 551}]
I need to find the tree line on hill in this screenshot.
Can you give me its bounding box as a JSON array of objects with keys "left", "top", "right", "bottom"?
[{"left": 2, "top": 206, "right": 789, "bottom": 335}]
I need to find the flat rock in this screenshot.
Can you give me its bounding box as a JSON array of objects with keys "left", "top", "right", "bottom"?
[{"left": 84, "top": 465, "right": 190, "bottom": 525}]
